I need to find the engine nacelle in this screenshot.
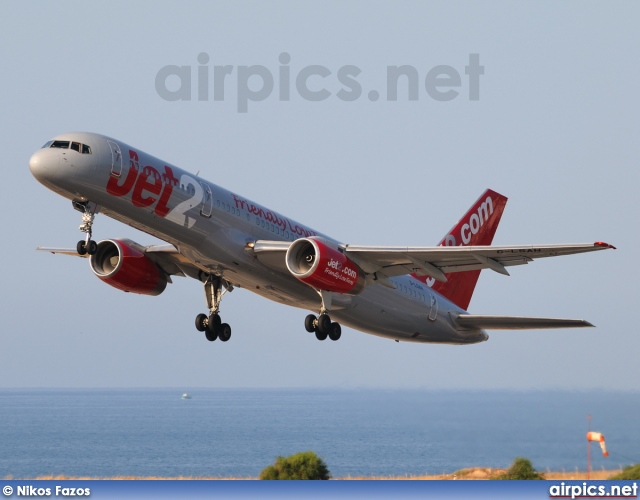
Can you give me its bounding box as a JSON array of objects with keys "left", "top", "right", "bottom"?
[
  {"left": 286, "top": 238, "right": 365, "bottom": 295},
  {"left": 89, "top": 239, "right": 168, "bottom": 296}
]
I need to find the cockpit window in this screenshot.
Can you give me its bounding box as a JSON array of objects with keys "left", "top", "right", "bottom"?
[{"left": 47, "top": 140, "right": 92, "bottom": 154}]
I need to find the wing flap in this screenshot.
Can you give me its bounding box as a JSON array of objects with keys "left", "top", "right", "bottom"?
[{"left": 450, "top": 313, "right": 594, "bottom": 330}]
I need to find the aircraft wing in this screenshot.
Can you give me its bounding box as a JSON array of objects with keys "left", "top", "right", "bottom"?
[
  {"left": 252, "top": 240, "right": 615, "bottom": 282},
  {"left": 450, "top": 313, "right": 594, "bottom": 330},
  {"left": 342, "top": 242, "right": 616, "bottom": 281},
  {"left": 36, "top": 247, "right": 90, "bottom": 258},
  {"left": 36, "top": 243, "right": 201, "bottom": 280}
]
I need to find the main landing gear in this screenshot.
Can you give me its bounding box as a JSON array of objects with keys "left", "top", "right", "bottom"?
[
  {"left": 194, "top": 274, "right": 232, "bottom": 343},
  {"left": 74, "top": 201, "right": 98, "bottom": 256},
  {"left": 303, "top": 291, "right": 342, "bottom": 341},
  {"left": 304, "top": 313, "right": 341, "bottom": 341}
]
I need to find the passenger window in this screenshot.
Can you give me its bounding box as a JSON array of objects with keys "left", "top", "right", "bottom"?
[
  {"left": 50, "top": 140, "right": 70, "bottom": 149},
  {"left": 82, "top": 144, "right": 92, "bottom": 154},
  {"left": 70, "top": 142, "right": 81, "bottom": 152}
]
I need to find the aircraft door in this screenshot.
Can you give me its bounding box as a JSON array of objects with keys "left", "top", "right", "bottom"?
[
  {"left": 428, "top": 290, "right": 438, "bottom": 321},
  {"left": 200, "top": 182, "right": 212, "bottom": 217},
  {"left": 108, "top": 140, "right": 122, "bottom": 177}
]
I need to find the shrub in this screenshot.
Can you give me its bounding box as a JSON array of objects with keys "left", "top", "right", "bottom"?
[
  {"left": 259, "top": 451, "right": 331, "bottom": 480},
  {"left": 497, "top": 457, "right": 544, "bottom": 480},
  {"left": 609, "top": 464, "right": 640, "bottom": 480}
]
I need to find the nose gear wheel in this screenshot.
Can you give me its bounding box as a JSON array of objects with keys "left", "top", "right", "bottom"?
[{"left": 74, "top": 201, "right": 98, "bottom": 256}]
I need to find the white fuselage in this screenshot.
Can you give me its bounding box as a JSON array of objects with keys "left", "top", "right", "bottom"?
[{"left": 29, "top": 132, "right": 487, "bottom": 344}]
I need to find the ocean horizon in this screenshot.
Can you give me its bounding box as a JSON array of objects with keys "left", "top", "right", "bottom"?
[{"left": 1, "top": 388, "right": 638, "bottom": 478}]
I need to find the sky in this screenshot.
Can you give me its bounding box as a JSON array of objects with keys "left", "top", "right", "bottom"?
[{"left": 1, "top": 1, "right": 638, "bottom": 390}]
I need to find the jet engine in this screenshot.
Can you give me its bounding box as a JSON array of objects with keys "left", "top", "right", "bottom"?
[
  {"left": 89, "top": 239, "right": 168, "bottom": 295},
  {"left": 285, "top": 238, "right": 365, "bottom": 294}
]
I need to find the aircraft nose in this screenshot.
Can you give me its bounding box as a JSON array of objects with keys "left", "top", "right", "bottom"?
[{"left": 29, "top": 148, "right": 60, "bottom": 182}]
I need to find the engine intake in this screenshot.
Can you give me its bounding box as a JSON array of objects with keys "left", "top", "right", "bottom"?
[
  {"left": 90, "top": 239, "right": 168, "bottom": 296},
  {"left": 286, "top": 238, "right": 365, "bottom": 295}
]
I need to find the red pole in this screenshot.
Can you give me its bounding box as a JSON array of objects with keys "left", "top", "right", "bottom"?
[{"left": 587, "top": 415, "right": 592, "bottom": 480}]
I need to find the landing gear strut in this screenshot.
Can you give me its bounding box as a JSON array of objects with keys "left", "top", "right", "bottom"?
[
  {"left": 74, "top": 201, "right": 98, "bottom": 256},
  {"left": 195, "top": 274, "right": 232, "bottom": 342},
  {"left": 303, "top": 290, "right": 342, "bottom": 341}
]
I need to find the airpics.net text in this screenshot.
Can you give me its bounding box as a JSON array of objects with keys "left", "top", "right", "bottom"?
[{"left": 155, "top": 53, "right": 484, "bottom": 112}]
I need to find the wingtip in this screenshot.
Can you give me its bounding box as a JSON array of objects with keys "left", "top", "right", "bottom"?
[{"left": 595, "top": 241, "right": 616, "bottom": 250}]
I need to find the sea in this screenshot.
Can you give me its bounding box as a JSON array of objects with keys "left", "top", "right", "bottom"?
[{"left": 0, "top": 389, "right": 638, "bottom": 479}]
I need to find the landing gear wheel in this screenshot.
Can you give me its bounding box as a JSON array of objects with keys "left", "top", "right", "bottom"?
[
  {"left": 317, "top": 314, "right": 331, "bottom": 334},
  {"left": 208, "top": 313, "right": 221, "bottom": 333},
  {"left": 315, "top": 330, "right": 328, "bottom": 341},
  {"left": 218, "top": 323, "right": 232, "bottom": 342},
  {"left": 304, "top": 314, "right": 317, "bottom": 333},
  {"left": 77, "top": 240, "right": 87, "bottom": 255},
  {"left": 75, "top": 202, "right": 97, "bottom": 256},
  {"left": 200, "top": 274, "right": 234, "bottom": 343},
  {"left": 329, "top": 322, "right": 342, "bottom": 341},
  {"left": 195, "top": 313, "right": 208, "bottom": 332}
]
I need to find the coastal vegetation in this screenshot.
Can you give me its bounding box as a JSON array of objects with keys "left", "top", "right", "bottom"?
[
  {"left": 21, "top": 465, "right": 626, "bottom": 480},
  {"left": 609, "top": 464, "right": 640, "bottom": 480},
  {"left": 259, "top": 451, "right": 331, "bottom": 480},
  {"left": 496, "top": 457, "right": 544, "bottom": 480}
]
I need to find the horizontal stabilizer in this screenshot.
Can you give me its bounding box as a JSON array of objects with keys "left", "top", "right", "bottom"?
[{"left": 450, "top": 313, "right": 594, "bottom": 330}]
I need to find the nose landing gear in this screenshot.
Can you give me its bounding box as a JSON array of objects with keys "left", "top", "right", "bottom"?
[
  {"left": 73, "top": 201, "right": 98, "bottom": 256},
  {"left": 195, "top": 274, "right": 233, "bottom": 343}
]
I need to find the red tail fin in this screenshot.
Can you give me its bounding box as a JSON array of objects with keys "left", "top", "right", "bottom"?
[{"left": 414, "top": 189, "right": 508, "bottom": 310}]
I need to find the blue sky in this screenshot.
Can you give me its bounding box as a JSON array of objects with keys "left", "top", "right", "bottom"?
[{"left": 1, "top": 1, "right": 637, "bottom": 389}]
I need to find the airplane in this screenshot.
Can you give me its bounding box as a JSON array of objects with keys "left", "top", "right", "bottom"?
[{"left": 29, "top": 132, "right": 615, "bottom": 345}]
